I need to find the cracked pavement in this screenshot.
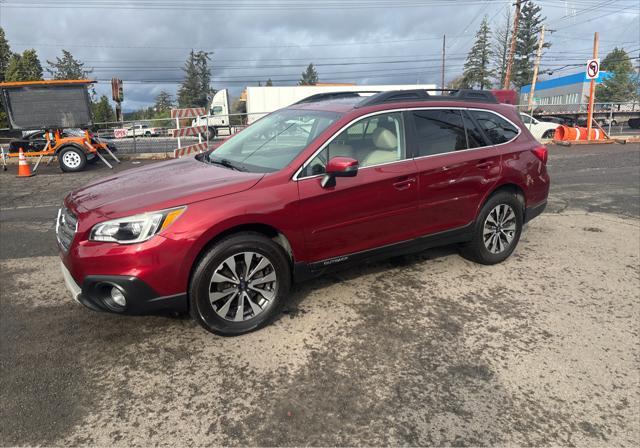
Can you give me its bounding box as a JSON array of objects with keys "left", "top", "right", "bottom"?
[{"left": 1, "top": 143, "right": 639, "bottom": 446}]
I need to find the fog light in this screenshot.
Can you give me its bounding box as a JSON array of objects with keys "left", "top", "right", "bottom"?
[{"left": 110, "top": 286, "right": 126, "bottom": 307}]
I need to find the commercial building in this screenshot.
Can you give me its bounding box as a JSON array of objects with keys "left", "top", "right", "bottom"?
[{"left": 520, "top": 70, "right": 612, "bottom": 106}]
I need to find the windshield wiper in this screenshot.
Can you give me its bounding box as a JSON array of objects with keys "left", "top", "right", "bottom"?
[{"left": 209, "top": 156, "right": 245, "bottom": 172}]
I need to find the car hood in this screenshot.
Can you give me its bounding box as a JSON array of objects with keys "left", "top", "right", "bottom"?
[{"left": 68, "top": 157, "right": 264, "bottom": 218}]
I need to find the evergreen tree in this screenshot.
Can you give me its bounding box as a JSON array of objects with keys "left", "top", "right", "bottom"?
[
  {"left": 154, "top": 90, "right": 174, "bottom": 115},
  {"left": 0, "top": 27, "right": 9, "bottom": 127},
  {"left": 596, "top": 48, "right": 638, "bottom": 104},
  {"left": 265, "top": 78, "right": 274, "bottom": 86},
  {"left": 4, "top": 49, "right": 43, "bottom": 81},
  {"left": 462, "top": 17, "right": 494, "bottom": 90},
  {"left": 493, "top": 7, "right": 512, "bottom": 87},
  {"left": 46, "top": 49, "right": 92, "bottom": 79},
  {"left": 299, "top": 63, "right": 318, "bottom": 85},
  {"left": 19, "top": 49, "right": 43, "bottom": 80},
  {"left": 447, "top": 75, "right": 471, "bottom": 89},
  {"left": 196, "top": 51, "right": 212, "bottom": 106},
  {"left": 5, "top": 53, "right": 24, "bottom": 81},
  {"left": 178, "top": 50, "right": 211, "bottom": 107},
  {"left": 0, "top": 27, "right": 11, "bottom": 82},
  {"left": 91, "top": 95, "right": 115, "bottom": 125},
  {"left": 513, "top": 1, "right": 549, "bottom": 88}
]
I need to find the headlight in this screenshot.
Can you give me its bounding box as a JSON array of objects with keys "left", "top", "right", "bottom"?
[{"left": 90, "top": 207, "right": 186, "bottom": 244}]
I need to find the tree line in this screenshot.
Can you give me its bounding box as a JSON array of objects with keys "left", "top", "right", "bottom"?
[{"left": 456, "top": 1, "right": 638, "bottom": 104}]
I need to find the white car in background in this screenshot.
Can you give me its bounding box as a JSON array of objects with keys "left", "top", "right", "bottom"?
[{"left": 519, "top": 113, "right": 559, "bottom": 141}]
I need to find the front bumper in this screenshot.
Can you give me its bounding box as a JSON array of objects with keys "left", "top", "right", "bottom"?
[{"left": 60, "top": 261, "right": 187, "bottom": 315}]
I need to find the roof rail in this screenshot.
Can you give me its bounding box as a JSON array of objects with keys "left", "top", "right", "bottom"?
[
  {"left": 293, "top": 91, "right": 381, "bottom": 105},
  {"left": 356, "top": 88, "right": 498, "bottom": 108}
]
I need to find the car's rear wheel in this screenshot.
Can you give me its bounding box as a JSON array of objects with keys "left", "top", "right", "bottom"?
[
  {"left": 461, "top": 191, "right": 523, "bottom": 265},
  {"left": 58, "top": 146, "right": 87, "bottom": 172},
  {"left": 189, "top": 232, "right": 291, "bottom": 336},
  {"left": 542, "top": 129, "right": 555, "bottom": 139}
]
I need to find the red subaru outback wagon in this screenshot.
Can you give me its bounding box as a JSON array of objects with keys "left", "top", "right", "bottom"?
[{"left": 58, "top": 89, "right": 549, "bottom": 335}]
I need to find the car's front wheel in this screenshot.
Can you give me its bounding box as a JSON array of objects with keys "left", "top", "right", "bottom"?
[
  {"left": 461, "top": 191, "right": 523, "bottom": 265},
  {"left": 189, "top": 232, "right": 291, "bottom": 336}
]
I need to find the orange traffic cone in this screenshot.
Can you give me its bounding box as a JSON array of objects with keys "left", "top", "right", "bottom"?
[{"left": 17, "top": 148, "right": 34, "bottom": 178}]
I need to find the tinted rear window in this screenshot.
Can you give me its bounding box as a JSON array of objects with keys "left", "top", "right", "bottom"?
[
  {"left": 470, "top": 110, "right": 519, "bottom": 144},
  {"left": 412, "top": 109, "right": 467, "bottom": 156}
]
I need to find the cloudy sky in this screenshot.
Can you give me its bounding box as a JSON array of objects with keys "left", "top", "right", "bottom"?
[{"left": 1, "top": 0, "right": 638, "bottom": 111}]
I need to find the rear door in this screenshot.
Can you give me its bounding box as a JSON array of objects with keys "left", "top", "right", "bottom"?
[
  {"left": 408, "top": 108, "right": 504, "bottom": 235},
  {"left": 296, "top": 111, "right": 420, "bottom": 262}
]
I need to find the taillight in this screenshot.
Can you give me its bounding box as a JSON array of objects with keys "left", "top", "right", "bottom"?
[{"left": 531, "top": 145, "right": 548, "bottom": 164}]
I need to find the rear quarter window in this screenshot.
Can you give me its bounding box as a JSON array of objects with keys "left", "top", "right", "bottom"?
[{"left": 470, "top": 110, "right": 519, "bottom": 144}]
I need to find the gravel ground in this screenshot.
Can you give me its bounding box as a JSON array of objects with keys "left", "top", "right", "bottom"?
[{"left": 0, "top": 143, "right": 639, "bottom": 446}]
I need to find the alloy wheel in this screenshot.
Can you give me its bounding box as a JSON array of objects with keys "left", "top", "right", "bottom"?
[
  {"left": 208, "top": 251, "right": 277, "bottom": 322},
  {"left": 483, "top": 204, "right": 517, "bottom": 254}
]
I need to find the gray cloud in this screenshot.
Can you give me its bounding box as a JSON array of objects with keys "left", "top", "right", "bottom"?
[{"left": 1, "top": 1, "right": 638, "bottom": 111}]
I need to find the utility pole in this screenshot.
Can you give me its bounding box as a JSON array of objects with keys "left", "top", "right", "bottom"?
[
  {"left": 586, "top": 32, "right": 599, "bottom": 141},
  {"left": 503, "top": 0, "right": 523, "bottom": 89},
  {"left": 527, "top": 25, "right": 545, "bottom": 122},
  {"left": 441, "top": 34, "right": 446, "bottom": 90}
]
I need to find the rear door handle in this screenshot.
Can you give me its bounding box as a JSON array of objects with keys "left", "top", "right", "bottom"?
[
  {"left": 476, "top": 161, "right": 495, "bottom": 170},
  {"left": 393, "top": 177, "right": 415, "bottom": 191}
]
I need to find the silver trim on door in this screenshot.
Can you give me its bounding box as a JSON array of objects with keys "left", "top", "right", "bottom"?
[{"left": 292, "top": 106, "right": 522, "bottom": 181}]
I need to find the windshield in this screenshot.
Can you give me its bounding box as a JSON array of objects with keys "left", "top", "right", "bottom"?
[{"left": 209, "top": 109, "right": 340, "bottom": 173}]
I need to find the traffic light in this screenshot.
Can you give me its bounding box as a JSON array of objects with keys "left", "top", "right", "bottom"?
[{"left": 111, "top": 78, "right": 123, "bottom": 102}]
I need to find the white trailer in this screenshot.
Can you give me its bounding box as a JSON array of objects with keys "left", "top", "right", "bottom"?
[{"left": 244, "top": 84, "right": 437, "bottom": 124}]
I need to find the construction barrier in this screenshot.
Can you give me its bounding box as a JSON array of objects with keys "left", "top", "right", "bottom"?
[
  {"left": 171, "top": 125, "right": 207, "bottom": 138},
  {"left": 174, "top": 142, "right": 209, "bottom": 158},
  {"left": 170, "top": 108, "right": 205, "bottom": 119},
  {"left": 554, "top": 125, "right": 606, "bottom": 141}
]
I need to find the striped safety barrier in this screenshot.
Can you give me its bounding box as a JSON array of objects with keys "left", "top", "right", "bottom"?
[
  {"left": 171, "top": 107, "right": 206, "bottom": 119},
  {"left": 174, "top": 142, "right": 209, "bottom": 158},
  {"left": 171, "top": 125, "right": 207, "bottom": 138}
]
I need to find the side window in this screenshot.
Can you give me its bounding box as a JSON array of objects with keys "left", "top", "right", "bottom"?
[
  {"left": 301, "top": 112, "right": 406, "bottom": 177},
  {"left": 211, "top": 106, "right": 224, "bottom": 115},
  {"left": 519, "top": 113, "right": 532, "bottom": 124},
  {"left": 471, "top": 110, "right": 519, "bottom": 144},
  {"left": 462, "top": 111, "right": 486, "bottom": 149},
  {"left": 412, "top": 109, "right": 467, "bottom": 156}
]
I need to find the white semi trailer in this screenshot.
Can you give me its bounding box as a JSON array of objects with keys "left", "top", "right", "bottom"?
[
  {"left": 244, "top": 84, "right": 437, "bottom": 124},
  {"left": 192, "top": 84, "right": 437, "bottom": 137}
]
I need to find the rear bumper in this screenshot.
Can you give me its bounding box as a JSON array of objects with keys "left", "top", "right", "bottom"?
[
  {"left": 524, "top": 200, "right": 547, "bottom": 224},
  {"left": 60, "top": 262, "right": 187, "bottom": 315}
]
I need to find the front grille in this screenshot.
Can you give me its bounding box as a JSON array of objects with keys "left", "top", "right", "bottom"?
[{"left": 56, "top": 207, "right": 78, "bottom": 252}]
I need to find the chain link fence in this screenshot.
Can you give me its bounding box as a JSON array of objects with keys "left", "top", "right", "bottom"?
[{"left": 516, "top": 101, "right": 639, "bottom": 132}]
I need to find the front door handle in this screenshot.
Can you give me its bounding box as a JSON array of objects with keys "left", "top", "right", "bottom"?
[{"left": 393, "top": 177, "right": 415, "bottom": 191}]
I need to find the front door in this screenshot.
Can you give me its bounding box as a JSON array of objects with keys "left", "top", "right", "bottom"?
[{"left": 296, "top": 111, "right": 420, "bottom": 263}]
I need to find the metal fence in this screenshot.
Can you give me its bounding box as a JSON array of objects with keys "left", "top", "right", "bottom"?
[
  {"left": 89, "top": 111, "right": 269, "bottom": 155},
  {"left": 517, "top": 101, "right": 639, "bottom": 135},
  {"left": 2, "top": 102, "right": 638, "bottom": 156}
]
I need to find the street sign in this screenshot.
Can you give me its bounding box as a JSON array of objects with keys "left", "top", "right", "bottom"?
[{"left": 586, "top": 58, "right": 600, "bottom": 79}]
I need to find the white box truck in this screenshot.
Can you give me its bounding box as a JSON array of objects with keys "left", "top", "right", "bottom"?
[{"left": 192, "top": 84, "right": 437, "bottom": 137}]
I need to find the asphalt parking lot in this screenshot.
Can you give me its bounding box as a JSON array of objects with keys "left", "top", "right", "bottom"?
[{"left": 1, "top": 143, "right": 639, "bottom": 446}]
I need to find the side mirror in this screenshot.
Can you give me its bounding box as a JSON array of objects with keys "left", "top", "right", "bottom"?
[{"left": 321, "top": 157, "right": 358, "bottom": 188}]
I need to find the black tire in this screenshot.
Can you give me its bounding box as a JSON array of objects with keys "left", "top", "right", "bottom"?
[
  {"left": 208, "top": 127, "right": 217, "bottom": 140},
  {"left": 460, "top": 191, "right": 523, "bottom": 265},
  {"left": 189, "top": 232, "right": 291, "bottom": 336},
  {"left": 542, "top": 129, "right": 555, "bottom": 139},
  {"left": 58, "top": 146, "right": 87, "bottom": 172}
]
